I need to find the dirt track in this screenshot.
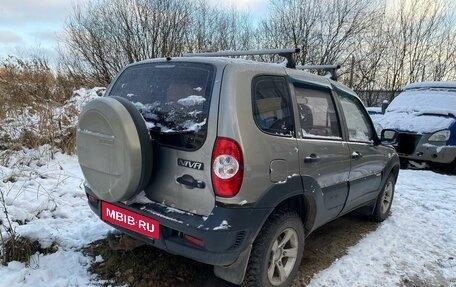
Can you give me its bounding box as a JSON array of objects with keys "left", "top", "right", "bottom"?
[{"left": 85, "top": 213, "right": 379, "bottom": 286}]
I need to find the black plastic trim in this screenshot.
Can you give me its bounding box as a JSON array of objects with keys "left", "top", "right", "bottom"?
[{"left": 86, "top": 187, "right": 271, "bottom": 266}]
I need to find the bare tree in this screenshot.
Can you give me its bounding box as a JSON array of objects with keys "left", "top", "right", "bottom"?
[
  {"left": 187, "top": 1, "right": 253, "bottom": 53},
  {"left": 373, "top": 0, "right": 455, "bottom": 100},
  {"left": 428, "top": 4, "right": 456, "bottom": 81},
  {"left": 349, "top": 6, "right": 389, "bottom": 105},
  {"left": 346, "top": 0, "right": 456, "bottom": 102},
  {"left": 59, "top": 0, "right": 456, "bottom": 94},
  {"left": 61, "top": 0, "right": 253, "bottom": 85},
  {"left": 62, "top": 0, "right": 194, "bottom": 84},
  {"left": 257, "top": 0, "right": 380, "bottom": 68}
]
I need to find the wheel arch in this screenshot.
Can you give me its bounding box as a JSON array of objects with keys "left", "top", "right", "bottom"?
[
  {"left": 274, "top": 194, "right": 316, "bottom": 235},
  {"left": 252, "top": 176, "right": 320, "bottom": 239},
  {"left": 384, "top": 155, "right": 400, "bottom": 185}
]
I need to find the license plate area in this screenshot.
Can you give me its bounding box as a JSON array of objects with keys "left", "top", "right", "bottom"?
[{"left": 101, "top": 201, "right": 160, "bottom": 239}]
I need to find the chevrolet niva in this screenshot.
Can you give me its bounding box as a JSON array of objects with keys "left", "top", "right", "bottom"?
[{"left": 76, "top": 49, "right": 400, "bottom": 287}]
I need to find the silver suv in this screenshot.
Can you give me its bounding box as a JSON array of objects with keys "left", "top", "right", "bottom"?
[{"left": 76, "top": 49, "right": 400, "bottom": 286}]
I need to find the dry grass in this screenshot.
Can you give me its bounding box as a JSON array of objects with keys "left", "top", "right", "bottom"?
[
  {"left": 2, "top": 235, "right": 39, "bottom": 266},
  {"left": 1, "top": 231, "right": 59, "bottom": 266},
  {"left": 0, "top": 55, "right": 94, "bottom": 154}
]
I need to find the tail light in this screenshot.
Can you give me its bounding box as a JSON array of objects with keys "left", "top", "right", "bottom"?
[{"left": 211, "top": 137, "right": 244, "bottom": 197}]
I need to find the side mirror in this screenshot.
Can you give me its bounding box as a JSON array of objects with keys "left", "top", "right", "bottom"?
[{"left": 381, "top": 129, "right": 397, "bottom": 143}]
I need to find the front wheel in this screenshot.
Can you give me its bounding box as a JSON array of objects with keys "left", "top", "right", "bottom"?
[
  {"left": 243, "top": 211, "right": 304, "bottom": 287},
  {"left": 370, "top": 174, "right": 395, "bottom": 222}
]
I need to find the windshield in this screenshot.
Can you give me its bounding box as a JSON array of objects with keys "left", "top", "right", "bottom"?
[
  {"left": 108, "top": 62, "right": 215, "bottom": 150},
  {"left": 378, "top": 88, "right": 456, "bottom": 133},
  {"left": 387, "top": 89, "right": 456, "bottom": 116}
]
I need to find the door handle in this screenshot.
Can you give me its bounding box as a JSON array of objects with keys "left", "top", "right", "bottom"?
[
  {"left": 352, "top": 151, "right": 363, "bottom": 159},
  {"left": 176, "top": 174, "right": 205, "bottom": 189},
  {"left": 304, "top": 153, "right": 320, "bottom": 163}
]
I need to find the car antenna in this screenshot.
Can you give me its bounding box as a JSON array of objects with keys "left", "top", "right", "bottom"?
[
  {"left": 295, "top": 64, "right": 341, "bottom": 81},
  {"left": 183, "top": 48, "right": 301, "bottom": 69}
]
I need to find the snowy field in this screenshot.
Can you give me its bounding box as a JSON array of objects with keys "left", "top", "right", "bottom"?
[{"left": 0, "top": 148, "right": 455, "bottom": 286}]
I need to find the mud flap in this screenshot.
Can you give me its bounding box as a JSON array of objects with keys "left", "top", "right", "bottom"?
[{"left": 213, "top": 244, "right": 252, "bottom": 285}]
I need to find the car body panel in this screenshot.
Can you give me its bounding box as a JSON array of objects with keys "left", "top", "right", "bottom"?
[
  {"left": 214, "top": 64, "right": 303, "bottom": 206},
  {"left": 343, "top": 142, "right": 388, "bottom": 211}
]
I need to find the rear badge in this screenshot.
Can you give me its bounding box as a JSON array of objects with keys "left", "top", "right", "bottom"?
[{"left": 177, "top": 158, "right": 204, "bottom": 170}]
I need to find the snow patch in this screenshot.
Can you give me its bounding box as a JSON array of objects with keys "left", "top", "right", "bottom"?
[
  {"left": 0, "top": 147, "right": 112, "bottom": 286},
  {"left": 213, "top": 220, "right": 231, "bottom": 230},
  {"left": 307, "top": 170, "right": 456, "bottom": 286},
  {"left": 405, "top": 81, "right": 456, "bottom": 90},
  {"left": 383, "top": 89, "right": 455, "bottom": 118},
  {"left": 123, "top": 191, "right": 151, "bottom": 205},
  {"left": 140, "top": 207, "right": 183, "bottom": 224},
  {"left": 177, "top": 95, "right": 206, "bottom": 106}
]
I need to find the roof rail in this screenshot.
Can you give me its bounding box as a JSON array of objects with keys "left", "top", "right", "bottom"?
[
  {"left": 296, "top": 64, "right": 341, "bottom": 81},
  {"left": 183, "top": 48, "right": 301, "bottom": 69}
]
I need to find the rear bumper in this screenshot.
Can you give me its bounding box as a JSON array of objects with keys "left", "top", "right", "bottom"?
[{"left": 86, "top": 187, "right": 271, "bottom": 266}]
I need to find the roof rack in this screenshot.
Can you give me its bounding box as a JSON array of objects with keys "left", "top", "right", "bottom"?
[
  {"left": 183, "top": 48, "right": 301, "bottom": 69},
  {"left": 296, "top": 64, "right": 341, "bottom": 81}
]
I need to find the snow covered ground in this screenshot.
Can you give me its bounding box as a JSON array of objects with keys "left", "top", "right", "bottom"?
[
  {"left": 0, "top": 148, "right": 454, "bottom": 286},
  {"left": 308, "top": 170, "right": 456, "bottom": 287},
  {"left": 0, "top": 147, "right": 111, "bottom": 286}
]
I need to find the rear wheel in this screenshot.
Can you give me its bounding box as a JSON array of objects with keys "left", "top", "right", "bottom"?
[
  {"left": 370, "top": 174, "right": 395, "bottom": 222},
  {"left": 243, "top": 211, "right": 304, "bottom": 287}
]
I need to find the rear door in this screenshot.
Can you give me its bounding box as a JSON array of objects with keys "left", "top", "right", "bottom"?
[
  {"left": 291, "top": 82, "right": 351, "bottom": 225},
  {"left": 107, "top": 61, "right": 220, "bottom": 216}
]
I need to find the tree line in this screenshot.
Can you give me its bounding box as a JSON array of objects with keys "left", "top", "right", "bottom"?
[{"left": 60, "top": 0, "right": 456, "bottom": 105}]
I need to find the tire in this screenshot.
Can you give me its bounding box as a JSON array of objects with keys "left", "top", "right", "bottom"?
[
  {"left": 370, "top": 174, "right": 395, "bottom": 222},
  {"left": 76, "top": 96, "right": 153, "bottom": 202},
  {"left": 243, "top": 211, "right": 304, "bottom": 287}
]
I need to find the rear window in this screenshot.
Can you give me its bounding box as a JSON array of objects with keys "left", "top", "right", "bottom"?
[
  {"left": 108, "top": 62, "right": 215, "bottom": 150},
  {"left": 252, "top": 76, "right": 294, "bottom": 136}
]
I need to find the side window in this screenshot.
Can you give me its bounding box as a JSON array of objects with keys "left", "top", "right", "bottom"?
[
  {"left": 253, "top": 76, "right": 294, "bottom": 136},
  {"left": 338, "top": 93, "right": 373, "bottom": 142},
  {"left": 294, "top": 86, "right": 341, "bottom": 139}
]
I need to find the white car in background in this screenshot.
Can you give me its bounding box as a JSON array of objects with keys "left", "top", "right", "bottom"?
[{"left": 376, "top": 81, "right": 456, "bottom": 173}]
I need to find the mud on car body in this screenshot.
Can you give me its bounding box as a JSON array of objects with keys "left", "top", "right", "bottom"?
[{"left": 77, "top": 49, "right": 400, "bottom": 286}]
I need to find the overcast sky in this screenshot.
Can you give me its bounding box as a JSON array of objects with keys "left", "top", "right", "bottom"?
[
  {"left": 0, "top": 1, "right": 81, "bottom": 60},
  {"left": 0, "top": 0, "right": 268, "bottom": 62}
]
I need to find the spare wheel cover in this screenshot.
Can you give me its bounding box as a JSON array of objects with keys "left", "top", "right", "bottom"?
[{"left": 76, "top": 96, "right": 152, "bottom": 202}]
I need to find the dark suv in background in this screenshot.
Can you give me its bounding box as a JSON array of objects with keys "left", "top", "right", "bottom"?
[{"left": 76, "top": 49, "right": 400, "bottom": 286}]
